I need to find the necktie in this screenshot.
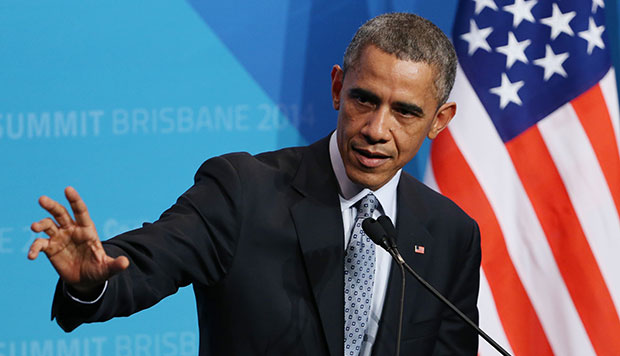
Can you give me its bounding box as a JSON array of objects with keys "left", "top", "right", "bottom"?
[{"left": 344, "top": 193, "right": 378, "bottom": 356}]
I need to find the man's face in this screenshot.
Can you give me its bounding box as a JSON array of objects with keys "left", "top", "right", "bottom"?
[{"left": 331, "top": 45, "right": 456, "bottom": 190}]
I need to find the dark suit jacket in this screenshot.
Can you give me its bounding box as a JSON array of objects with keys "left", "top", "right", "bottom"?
[{"left": 52, "top": 136, "right": 481, "bottom": 355}]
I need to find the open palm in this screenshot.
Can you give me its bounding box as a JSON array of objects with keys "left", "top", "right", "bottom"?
[{"left": 29, "top": 187, "right": 129, "bottom": 293}]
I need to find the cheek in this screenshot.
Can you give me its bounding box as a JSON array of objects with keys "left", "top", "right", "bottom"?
[
  {"left": 338, "top": 111, "right": 365, "bottom": 135},
  {"left": 394, "top": 131, "right": 425, "bottom": 158}
]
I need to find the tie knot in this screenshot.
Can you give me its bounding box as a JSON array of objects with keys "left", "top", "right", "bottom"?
[{"left": 357, "top": 193, "right": 378, "bottom": 220}]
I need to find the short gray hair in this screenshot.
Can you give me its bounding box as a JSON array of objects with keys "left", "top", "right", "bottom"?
[{"left": 343, "top": 13, "right": 457, "bottom": 106}]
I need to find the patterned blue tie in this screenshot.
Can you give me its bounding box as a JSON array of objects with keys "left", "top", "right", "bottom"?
[{"left": 344, "top": 193, "right": 378, "bottom": 356}]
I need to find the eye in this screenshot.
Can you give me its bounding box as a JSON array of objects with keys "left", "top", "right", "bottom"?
[
  {"left": 354, "top": 94, "right": 372, "bottom": 105},
  {"left": 347, "top": 89, "right": 379, "bottom": 109},
  {"left": 395, "top": 108, "right": 414, "bottom": 116},
  {"left": 393, "top": 104, "right": 423, "bottom": 118}
]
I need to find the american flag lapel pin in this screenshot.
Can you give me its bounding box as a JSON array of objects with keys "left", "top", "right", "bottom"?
[{"left": 414, "top": 245, "right": 425, "bottom": 254}]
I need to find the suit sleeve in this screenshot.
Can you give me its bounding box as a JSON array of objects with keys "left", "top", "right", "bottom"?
[
  {"left": 51, "top": 155, "right": 245, "bottom": 332},
  {"left": 433, "top": 220, "right": 481, "bottom": 356}
]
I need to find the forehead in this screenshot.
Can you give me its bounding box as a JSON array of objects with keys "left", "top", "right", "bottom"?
[{"left": 347, "top": 46, "right": 438, "bottom": 102}]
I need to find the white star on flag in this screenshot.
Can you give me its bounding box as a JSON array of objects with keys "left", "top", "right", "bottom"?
[
  {"left": 503, "top": 0, "right": 538, "bottom": 28},
  {"left": 533, "top": 44, "right": 569, "bottom": 81},
  {"left": 540, "top": 3, "right": 576, "bottom": 40},
  {"left": 473, "top": 0, "right": 498, "bottom": 15},
  {"left": 592, "top": 0, "right": 604, "bottom": 13},
  {"left": 460, "top": 19, "right": 493, "bottom": 55},
  {"left": 489, "top": 73, "right": 524, "bottom": 109},
  {"left": 496, "top": 32, "right": 530, "bottom": 69},
  {"left": 578, "top": 17, "right": 605, "bottom": 55}
]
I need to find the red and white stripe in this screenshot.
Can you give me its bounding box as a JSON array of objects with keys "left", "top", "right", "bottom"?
[{"left": 427, "top": 66, "right": 620, "bottom": 355}]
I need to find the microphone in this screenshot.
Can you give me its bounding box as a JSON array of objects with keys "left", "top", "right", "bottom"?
[
  {"left": 377, "top": 215, "right": 397, "bottom": 250},
  {"left": 362, "top": 217, "right": 405, "bottom": 265},
  {"left": 361, "top": 218, "right": 392, "bottom": 252},
  {"left": 362, "top": 217, "right": 512, "bottom": 356}
]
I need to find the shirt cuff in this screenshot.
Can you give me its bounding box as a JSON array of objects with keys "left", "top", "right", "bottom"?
[{"left": 63, "top": 280, "right": 108, "bottom": 304}]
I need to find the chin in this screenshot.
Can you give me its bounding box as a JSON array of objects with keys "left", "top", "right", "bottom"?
[{"left": 349, "top": 172, "right": 383, "bottom": 190}]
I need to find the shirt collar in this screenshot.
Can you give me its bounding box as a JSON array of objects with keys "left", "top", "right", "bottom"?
[{"left": 329, "top": 131, "right": 401, "bottom": 221}]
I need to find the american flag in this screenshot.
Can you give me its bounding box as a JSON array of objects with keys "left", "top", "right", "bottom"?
[{"left": 426, "top": 0, "right": 620, "bottom": 355}]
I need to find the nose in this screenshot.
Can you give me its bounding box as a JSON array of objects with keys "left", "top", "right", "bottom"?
[{"left": 360, "top": 107, "right": 392, "bottom": 144}]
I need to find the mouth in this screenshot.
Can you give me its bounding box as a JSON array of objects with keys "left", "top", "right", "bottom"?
[{"left": 352, "top": 146, "right": 390, "bottom": 168}]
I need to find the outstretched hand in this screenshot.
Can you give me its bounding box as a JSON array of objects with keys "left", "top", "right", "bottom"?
[{"left": 29, "top": 187, "right": 129, "bottom": 293}]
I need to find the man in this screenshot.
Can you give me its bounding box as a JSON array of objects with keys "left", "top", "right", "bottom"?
[{"left": 29, "top": 13, "right": 480, "bottom": 355}]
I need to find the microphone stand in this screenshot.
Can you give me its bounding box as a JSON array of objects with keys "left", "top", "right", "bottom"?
[
  {"left": 395, "top": 261, "right": 405, "bottom": 356},
  {"left": 363, "top": 217, "right": 512, "bottom": 356},
  {"left": 387, "top": 248, "right": 511, "bottom": 356}
]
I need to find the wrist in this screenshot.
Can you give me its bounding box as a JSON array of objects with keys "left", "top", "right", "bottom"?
[{"left": 64, "top": 280, "right": 108, "bottom": 304}]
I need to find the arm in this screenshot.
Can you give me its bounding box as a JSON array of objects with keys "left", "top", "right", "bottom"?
[{"left": 31, "top": 155, "right": 244, "bottom": 331}]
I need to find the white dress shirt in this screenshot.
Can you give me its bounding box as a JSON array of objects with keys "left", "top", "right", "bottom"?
[{"left": 328, "top": 132, "right": 401, "bottom": 356}]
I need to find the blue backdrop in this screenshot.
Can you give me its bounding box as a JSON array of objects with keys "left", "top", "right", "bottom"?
[{"left": 2, "top": 1, "right": 618, "bottom": 355}]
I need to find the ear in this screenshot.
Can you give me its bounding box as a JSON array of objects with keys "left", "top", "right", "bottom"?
[
  {"left": 427, "top": 102, "right": 456, "bottom": 139},
  {"left": 331, "top": 65, "right": 344, "bottom": 110}
]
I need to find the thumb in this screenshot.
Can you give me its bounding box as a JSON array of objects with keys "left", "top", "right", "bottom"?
[{"left": 106, "top": 255, "right": 130, "bottom": 276}]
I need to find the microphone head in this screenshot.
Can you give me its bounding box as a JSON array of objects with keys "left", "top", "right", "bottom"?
[
  {"left": 377, "top": 215, "right": 398, "bottom": 249},
  {"left": 362, "top": 217, "right": 390, "bottom": 250}
]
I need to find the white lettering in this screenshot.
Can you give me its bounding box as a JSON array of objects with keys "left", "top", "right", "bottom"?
[
  {"left": 7, "top": 113, "right": 24, "bottom": 139},
  {"left": 90, "top": 337, "right": 105, "bottom": 356},
  {"left": 0, "top": 228, "right": 13, "bottom": 253},
  {"left": 30, "top": 340, "right": 53, "bottom": 356},
  {"left": 56, "top": 339, "right": 79, "bottom": 356},
  {"left": 177, "top": 107, "right": 193, "bottom": 133},
  {"left": 54, "top": 111, "right": 78, "bottom": 137},
  {"left": 215, "top": 106, "right": 233, "bottom": 131},
  {"left": 235, "top": 105, "right": 249, "bottom": 130},
  {"left": 21, "top": 226, "right": 37, "bottom": 254},
  {"left": 80, "top": 111, "right": 87, "bottom": 136},
  {"left": 132, "top": 108, "right": 149, "bottom": 134},
  {"left": 195, "top": 106, "right": 212, "bottom": 131},
  {"left": 288, "top": 104, "right": 301, "bottom": 127},
  {"left": 161, "top": 332, "right": 177, "bottom": 356},
  {"left": 1, "top": 103, "right": 283, "bottom": 140},
  {"left": 301, "top": 104, "right": 315, "bottom": 127},
  {"left": 179, "top": 332, "right": 196, "bottom": 356},
  {"left": 115, "top": 335, "right": 132, "bottom": 356},
  {"left": 134, "top": 334, "right": 150, "bottom": 356},
  {"left": 257, "top": 104, "right": 272, "bottom": 131},
  {"left": 160, "top": 107, "right": 174, "bottom": 134},
  {"left": 0, "top": 110, "right": 105, "bottom": 139},
  {"left": 27, "top": 112, "right": 51, "bottom": 138},
  {"left": 113, "top": 109, "right": 130, "bottom": 135},
  {"left": 90, "top": 110, "right": 103, "bottom": 136},
  {"left": 275, "top": 104, "right": 290, "bottom": 130},
  {"left": 150, "top": 108, "right": 158, "bottom": 133}
]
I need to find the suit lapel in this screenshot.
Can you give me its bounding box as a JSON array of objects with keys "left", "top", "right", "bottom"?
[
  {"left": 290, "top": 136, "right": 344, "bottom": 356},
  {"left": 372, "top": 177, "right": 435, "bottom": 355},
  {"left": 395, "top": 181, "right": 434, "bottom": 292}
]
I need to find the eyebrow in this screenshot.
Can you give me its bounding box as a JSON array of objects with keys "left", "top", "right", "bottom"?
[
  {"left": 348, "top": 88, "right": 380, "bottom": 104},
  {"left": 348, "top": 87, "right": 425, "bottom": 117}
]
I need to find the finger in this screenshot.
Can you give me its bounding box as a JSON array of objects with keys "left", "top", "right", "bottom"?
[
  {"left": 106, "top": 255, "right": 130, "bottom": 275},
  {"left": 39, "top": 195, "right": 74, "bottom": 228},
  {"left": 31, "top": 218, "right": 60, "bottom": 238},
  {"left": 65, "top": 187, "right": 94, "bottom": 227},
  {"left": 28, "top": 238, "right": 50, "bottom": 260}
]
